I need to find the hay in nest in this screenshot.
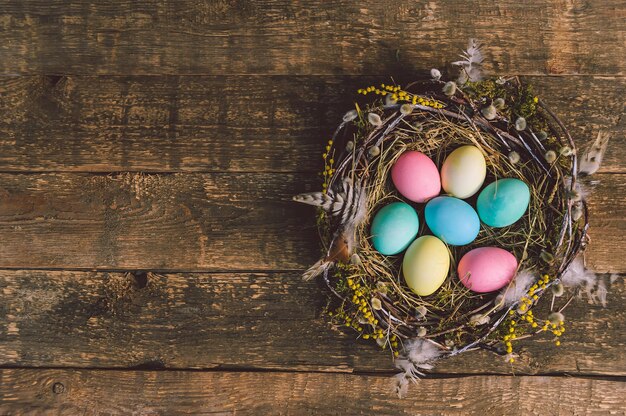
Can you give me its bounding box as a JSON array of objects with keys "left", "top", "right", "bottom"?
[
  {"left": 293, "top": 40, "right": 614, "bottom": 397},
  {"left": 301, "top": 75, "right": 589, "bottom": 361}
]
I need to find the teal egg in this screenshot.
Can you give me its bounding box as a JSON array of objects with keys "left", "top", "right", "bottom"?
[
  {"left": 371, "top": 202, "right": 419, "bottom": 255},
  {"left": 477, "top": 178, "right": 530, "bottom": 227},
  {"left": 424, "top": 196, "right": 480, "bottom": 246}
]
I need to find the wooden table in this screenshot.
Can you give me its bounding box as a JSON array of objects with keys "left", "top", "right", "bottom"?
[{"left": 0, "top": 1, "right": 624, "bottom": 414}]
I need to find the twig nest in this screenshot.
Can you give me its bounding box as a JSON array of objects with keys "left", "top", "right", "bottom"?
[{"left": 294, "top": 60, "right": 589, "bottom": 388}]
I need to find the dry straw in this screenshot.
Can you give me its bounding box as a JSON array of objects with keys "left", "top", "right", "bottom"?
[{"left": 293, "top": 42, "right": 606, "bottom": 396}]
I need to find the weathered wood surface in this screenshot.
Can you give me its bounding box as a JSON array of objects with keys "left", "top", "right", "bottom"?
[
  {"left": 0, "top": 75, "right": 623, "bottom": 173},
  {"left": 1, "top": 1, "right": 625, "bottom": 76},
  {"left": 0, "top": 172, "right": 622, "bottom": 272},
  {"left": 0, "top": 0, "right": 624, "bottom": 413},
  {"left": 0, "top": 270, "right": 623, "bottom": 375},
  {"left": 1, "top": 369, "right": 625, "bottom": 415}
]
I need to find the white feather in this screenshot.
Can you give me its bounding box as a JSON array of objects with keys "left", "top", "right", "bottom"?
[
  {"left": 392, "top": 338, "right": 443, "bottom": 397},
  {"left": 595, "top": 278, "right": 608, "bottom": 307},
  {"left": 452, "top": 39, "right": 484, "bottom": 83},
  {"left": 561, "top": 256, "right": 610, "bottom": 306},
  {"left": 561, "top": 257, "right": 596, "bottom": 288},
  {"left": 564, "top": 177, "right": 590, "bottom": 202},
  {"left": 498, "top": 269, "right": 537, "bottom": 307},
  {"left": 302, "top": 259, "right": 331, "bottom": 281},
  {"left": 579, "top": 131, "right": 610, "bottom": 176},
  {"left": 392, "top": 372, "right": 411, "bottom": 398}
]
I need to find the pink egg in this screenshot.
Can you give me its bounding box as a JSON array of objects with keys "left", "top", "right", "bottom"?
[
  {"left": 457, "top": 247, "right": 518, "bottom": 293},
  {"left": 391, "top": 151, "right": 441, "bottom": 203}
]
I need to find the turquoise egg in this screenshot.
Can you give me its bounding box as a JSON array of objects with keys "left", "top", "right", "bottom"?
[
  {"left": 424, "top": 196, "right": 480, "bottom": 246},
  {"left": 371, "top": 202, "right": 419, "bottom": 255},
  {"left": 477, "top": 178, "right": 530, "bottom": 227}
]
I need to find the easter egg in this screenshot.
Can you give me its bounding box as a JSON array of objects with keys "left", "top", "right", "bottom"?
[
  {"left": 441, "top": 145, "right": 487, "bottom": 199},
  {"left": 424, "top": 196, "right": 480, "bottom": 246},
  {"left": 477, "top": 178, "right": 530, "bottom": 227},
  {"left": 403, "top": 236, "right": 450, "bottom": 296},
  {"left": 457, "top": 247, "right": 518, "bottom": 293},
  {"left": 391, "top": 151, "right": 441, "bottom": 203},
  {"left": 370, "top": 202, "right": 419, "bottom": 255}
]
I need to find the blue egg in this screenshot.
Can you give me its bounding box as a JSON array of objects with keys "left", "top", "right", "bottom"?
[
  {"left": 477, "top": 178, "right": 530, "bottom": 227},
  {"left": 425, "top": 196, "right": 480, "bottom": 246},
  {"left": 371, "top": 202, "right": 419, "bottom": 255}
]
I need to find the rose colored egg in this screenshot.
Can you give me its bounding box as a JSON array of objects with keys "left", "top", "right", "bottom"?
[
  {"left": 391, "top": 151, "right": 441, "bottom": 203},
  {"left": 457, "top": 247, "right": 518, "bottom": 293}
]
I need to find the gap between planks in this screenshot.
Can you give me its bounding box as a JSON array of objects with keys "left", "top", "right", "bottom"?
[
  {"left": 0, "top": 269, "right": 623, "bottom": 375},
  {"left": 0, "top": 75, "right": 623, "bottom": 173},
  {"left": 1, "top": 369, "right": 625, "bottom": 415}
]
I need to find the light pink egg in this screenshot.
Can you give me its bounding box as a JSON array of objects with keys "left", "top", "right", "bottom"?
[
  {"left": 391, "top": 151, "right": 441, "bottom": 203},
  {"left": 457, "top": 247, "right": 518, "bottom": 293}
]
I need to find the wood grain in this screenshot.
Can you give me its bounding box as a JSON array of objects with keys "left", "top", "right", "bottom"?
[
  {"left": 0, "top": 75, "right": 623, "bottom": 173},
  {"left": 0, "top": 172, "right": 318, "bottom": 270},
  {"left": 1, "top": 369, "right": 624, "bottom": 415},
  {"left": 0, "top": 1, "right": 624, "bottom": 76},
  {"left": 0, "top": 270, "right": 623, "bottom": 374},
  {"left": 0, "top": 172, "right": 622, "bottom": 272}
]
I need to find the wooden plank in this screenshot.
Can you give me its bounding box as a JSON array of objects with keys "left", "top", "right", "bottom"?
[
  {"left": 0, "top": 75, "right": 623, "bottom": 173},
  {"left": 0, "top": 270, "right": 623, "bottom": 374},
  {"left": 0, "top": 1, "right": 624, "bottom": 76},
  {"left": 1, "top": 369, "right": 624, "bottom": 415},
  {"left": 0, "top": 172, "right": 622, "bottom": 272}
]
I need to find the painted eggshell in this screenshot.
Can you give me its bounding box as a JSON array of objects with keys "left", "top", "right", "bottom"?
[
  {"left": 370, "top": 202, "right": 419, "bottom": 255},
  {"left": 441, "top": 145, "right": 487, "bottom": 199},
  {"left": 457, "top": 247, "right": 518, "bottom": 293},
  {"left": 391, "top": 151, "right": 441, "bottom": 203},
  {"left": 477, "top": 178, "right": 530, "bottom": 227},
  {"left": 424, "top": 196, "right": 480, "bottom": 246},
  {"left": 403, "top": 236, "right": 450, "bottom": 296}
]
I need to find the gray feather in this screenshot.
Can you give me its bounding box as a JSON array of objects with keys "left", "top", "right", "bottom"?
[
  {"left": 579, "top": 131, "right": 610, "bottom": 176},
  {"left": 452, "top": 39, "right": 484, "bottom": 83},
  {"left": 302, "top": 259, "right": 331, "bottom": 281},
  {"left": 293, "top": 176, "right": 369, "bottom": 280},
  {"left": 292, "top": 191, "right": 334, "bottom": 210}
]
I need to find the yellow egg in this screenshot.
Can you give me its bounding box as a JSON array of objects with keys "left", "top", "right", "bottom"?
[
  {"left": 402, "top": 236, "right": 450, "bottom": 296},
  {"left": 441, "top": 145, "right": 487, "bottom": 199}
]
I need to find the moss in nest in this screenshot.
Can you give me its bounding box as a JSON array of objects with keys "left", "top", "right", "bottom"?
[
  {"left": 464, "top": 79, "right": 507, "bottom": 102},
  {"left": 514, "top": 82, "right": 539, "bottom": 119},
  {"left": 307, "top": 76, "right": 585, "bottom": 362}
]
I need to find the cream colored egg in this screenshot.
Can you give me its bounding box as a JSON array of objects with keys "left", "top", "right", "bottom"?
[
  {"left": 441, "top": 145, "right": 487, "bottom": 199},
  {"left": 402, "top": 236, "right": 450, "bottom": 296}
]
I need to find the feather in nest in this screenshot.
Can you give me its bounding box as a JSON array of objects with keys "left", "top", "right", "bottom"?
[
  {"left": 392, "top": 338, "right": 443, "bottom": 398},
  {"left": 293, "top": 176, "right": 368, "bottom": 280},
  {"left": 561, "top": 256, "right": 612, "bottom": 307},
  {"left": 496, "top": 269, "right": 537, "bottom": 308},
  {"left": 579, "top": 131, "right": 610, "bottom": 176},
  {"left": 452, "top": 38, "right": 484, "bottom": 84}
]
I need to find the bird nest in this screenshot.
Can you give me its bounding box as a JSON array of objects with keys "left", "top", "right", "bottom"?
[{"left": 293, "top": 42, "right": 608, "bottom": 396}]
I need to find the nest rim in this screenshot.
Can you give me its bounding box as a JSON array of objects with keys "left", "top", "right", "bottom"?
[{"left": 318, "top": 77, "right": 589, "bottom": 357}]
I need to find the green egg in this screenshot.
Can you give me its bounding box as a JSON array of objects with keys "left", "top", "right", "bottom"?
[
  {"left": 370, "top": 202, "right": 419, "bottom": 255},
  {"left": 477, "top": 178, "right": 530, "bottom": 227}
]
